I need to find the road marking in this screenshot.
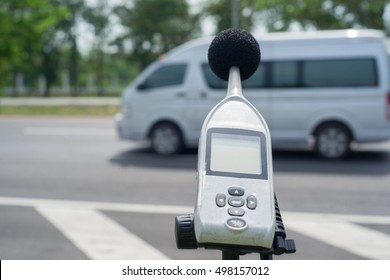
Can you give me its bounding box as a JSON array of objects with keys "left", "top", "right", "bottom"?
[
  {"left": 284, "top": 212, "right": 390, "bottom": 260},
  {"left": 0, "top": 196, "right": 192, "bottom": 214},
  {"left": 24, "top": 127, "right": 115, "bottom": 137},
  {"left": 1, "top": 196, "right": 390, "bottom": 259},
  {"left": 36, "top": 207, "right": 169, "bottom": 260}
]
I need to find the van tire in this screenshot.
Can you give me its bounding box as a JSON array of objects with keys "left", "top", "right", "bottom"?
[
  {"left": 150, "top": 122, "right": 183, "bottom": 155},
  {"left": 314, "top": 122, "right": 352, "bottom": 159}
]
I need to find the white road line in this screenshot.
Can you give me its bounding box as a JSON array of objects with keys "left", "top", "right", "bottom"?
[
  {"left": 0, "top": 196, "right": 193, "bottom": 214},
  {"left": 24, "top": 127, "right": 115, "bottom": 137},
  {"left": 284, "top": 211, "right": 390, "bottom": 225},
  {"left": 284, "top": 212, "right": 390, "bottom": 260},
  {"left": 36, "top": 207, "right": 169, "bottom": 260},
  {"left": 2, "top": 196, "right": 390, "bottom": 259}
]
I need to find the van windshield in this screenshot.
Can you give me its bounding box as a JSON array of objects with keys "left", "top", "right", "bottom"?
[{"left": 141, "top": 64, "right": 187, "bottom": 89}]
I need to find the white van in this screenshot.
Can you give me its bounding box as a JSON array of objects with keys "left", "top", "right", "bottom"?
[{"left": 116, "top": 29, "right": 390, "bottom": 159}]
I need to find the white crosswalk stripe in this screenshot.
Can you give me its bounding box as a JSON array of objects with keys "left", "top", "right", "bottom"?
[
  {"left": 1, "top": 196, "right": 390, "bottom": 259},
  {"left": 284, "top": 212, "right": 390, "bottom": 260},
  {"left": 36, "top": 207, "right": 169, "bottom": 260}
]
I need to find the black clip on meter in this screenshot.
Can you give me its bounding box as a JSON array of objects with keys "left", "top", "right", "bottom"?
[{"left": 175, "top": 28, "right": 296, "bottom": 260}]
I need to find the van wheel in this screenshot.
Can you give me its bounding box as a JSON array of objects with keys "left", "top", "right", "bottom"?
[
  {"left": 314, "top": 123, "right": 352, "bottom": 159},
  {"left": 150, "top": 123, "right": 183, "bottom": 155}
]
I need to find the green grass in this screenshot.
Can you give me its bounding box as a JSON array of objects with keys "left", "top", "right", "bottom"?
[{"left": 0, "top": 105, "right": 120, "bottom": 116}]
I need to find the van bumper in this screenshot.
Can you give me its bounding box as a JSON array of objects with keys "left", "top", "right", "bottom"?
[
  {"left": 115, "top": 113, "right": 127, "bottom": 140},
  {"left": 115, "top": 113, "right": 144, "bottom": 141}
]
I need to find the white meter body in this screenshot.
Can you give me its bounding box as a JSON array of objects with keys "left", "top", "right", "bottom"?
[{"left": 194, "top": 68, "right": 275, "bottom": 249}]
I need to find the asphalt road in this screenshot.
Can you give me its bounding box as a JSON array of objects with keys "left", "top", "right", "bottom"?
[{"left": 1, "top": 116, "right": 390, "bottom": 260}]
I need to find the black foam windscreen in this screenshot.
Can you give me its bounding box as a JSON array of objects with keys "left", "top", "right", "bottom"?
[{"left": 208, "top": 28, "right": 260, "bottom": 81}]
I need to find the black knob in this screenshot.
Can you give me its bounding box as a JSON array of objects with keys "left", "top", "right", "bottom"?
[{"left": 175, "top": 214, "right": 198, "bottom": 249}]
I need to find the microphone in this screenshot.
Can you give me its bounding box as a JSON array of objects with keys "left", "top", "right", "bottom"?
[{"left": 208, "top": 28, "right": 260, "bottom": 82}]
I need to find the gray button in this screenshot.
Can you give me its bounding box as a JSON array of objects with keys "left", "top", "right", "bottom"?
[
  {"left": 228, "top": 187, "right": 245, "bottom": 196},
  {"left": 228, "top": 197, "right": 245, "bottom": 207},
  {"left": 216, "top": 193, "right": 226, "bottom": 207},
  {"left": 226, "top": 218, "right": 246, "bottom": 229},
  {"left": 228, "top": 208, "right": 245, "bottom": 216},
  {"left": 247, "top": 195, "right": 257, "bottom": 210}
]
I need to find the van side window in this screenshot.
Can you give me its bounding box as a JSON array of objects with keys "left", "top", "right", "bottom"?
[
  {"left": 242, "top": 62, "right": 268, "bottom": 88},
  {"left": 271, "top": 61, "right": 299, "bottom": 88},
  {"left": 201, "top": 63, "right": 267, "bottom": 89},
  {"left": 303, "top": 58, "right": 378, "bottom": 87},
  {"left": 141, "top": 64, "right": 187, "bottom": 89},
  {"left": 202, "top": 58, "right": 377, "bottom": 89},
  {"left": 201, "top": 64, "right": 228, "bottom": 89}
]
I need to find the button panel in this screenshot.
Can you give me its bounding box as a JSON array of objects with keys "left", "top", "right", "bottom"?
[{"left": 214, "top": 186, "right": 258, "bottom": 230}]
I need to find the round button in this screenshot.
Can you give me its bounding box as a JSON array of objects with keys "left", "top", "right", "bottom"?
[
  {"left": 228, "top": 187, "right": 245, "bottom": 196},
  {"left": 228, "top": 208, "right": 245, "bottom": 216},
  {"left": 228, "top": 197, "right": 245, "bottom": 207},
  {"left": 216, "top": 193, "right": 226, "bottom": 207},
  {"left": 247, "top": 195, "right": 257, "bottom": 210},
  {"left": 226, "top": 218, "right": 247, "bottom": 229}
]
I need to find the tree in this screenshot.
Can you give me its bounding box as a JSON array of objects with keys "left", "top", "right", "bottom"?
[
  {"left": 54, "top": 0, "right": 86, "bottom": 96},
  {"left": 0, "top": 0, "right": 68, "bottom": 96},
  {"left": 253, "top": 0, "right": 389, "bottom": 32},
  {"left": 202, "top": 0, "right": 389, "bottom": 34},
  {"left": 83, "top": 0, "right": 112, "bottom": 96},
  {"left": 115, "top": 0, "right": 200, "bottom": 71},
  {"left": 202, "top": 0, "right": 257, "bottom": 33},
  {"left": 39, "top": 3, "right": 68, "bottom": 97}
]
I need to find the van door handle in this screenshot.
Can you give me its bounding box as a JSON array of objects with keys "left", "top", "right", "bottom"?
[
  {"left": 177, "top": 92, "right": 186, "bottom": 98},
  {"left": 200, "top": 92, "right": 207, "bottom": 100}
]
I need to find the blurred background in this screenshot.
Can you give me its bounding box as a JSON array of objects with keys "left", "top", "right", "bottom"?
[
  {"left": 1, "top": 0, "right": 389, "bottom": 97},
  {"left": 1, "top": 0, "right": 390, "bottom": 260}
]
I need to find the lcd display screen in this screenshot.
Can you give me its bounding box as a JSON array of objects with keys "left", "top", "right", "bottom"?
[{"left": 210, "top": 133, "right": 262, "bottom": 175}]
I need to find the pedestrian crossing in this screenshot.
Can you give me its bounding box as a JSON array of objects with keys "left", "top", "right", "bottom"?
[
  {"left": 1, "top": 196, "right": 390, "bottom": 260},
  {"left": 283, "top": 212, "right": 390, "bottom": 260},
  {"left": 36, "top": 207, "right": 169, "bottom": 260}
]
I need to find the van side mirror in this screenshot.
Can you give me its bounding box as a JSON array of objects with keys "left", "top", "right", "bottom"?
[{"left": 137, "top": 83, "right": 147, "bottom": 90}]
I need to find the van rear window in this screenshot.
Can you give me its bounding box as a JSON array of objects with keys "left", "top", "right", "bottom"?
[
  {"left": 303, "top": 58, "right": 378, "bottom": 87},
  {"left": 202, "top": 58, "right": 378, "bottom": 89}
]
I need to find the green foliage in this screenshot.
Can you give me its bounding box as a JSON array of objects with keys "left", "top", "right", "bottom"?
[
  {"left": 203, "top": 0, "right": 389, "bottom": 33},
  {"left": 1, "top": 0, "right": 389, "bottom": 97},
  {"left": 0, "top": 0, "right": 68, "bottom": 92},
  {"left": 83, "top": 0, "right": 112, "bottom": 96},
  {"left": 115, "top": 0, "right": 200, "bottom": 71},
  {"left": 203, "top": 0, "right": 257, "bottom": 33},
  {"left": 253, "top": 0, "right": 389, "bottom": 32}
]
